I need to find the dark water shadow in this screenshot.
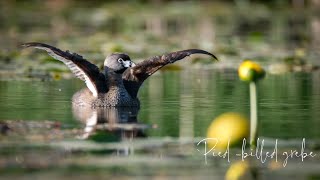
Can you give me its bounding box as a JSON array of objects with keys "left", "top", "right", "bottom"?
[{"left": 72, "top": 105, "right": 148, "bottom": 140}]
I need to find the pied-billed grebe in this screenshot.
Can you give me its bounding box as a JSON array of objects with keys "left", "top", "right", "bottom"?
[{"left": 22, "top": 42, "right": 217, "bottom": 107}]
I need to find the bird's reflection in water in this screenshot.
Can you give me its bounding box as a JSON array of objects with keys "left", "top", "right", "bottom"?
[{"left": 72, "top": 105, "right": 148, "bottom": 140}]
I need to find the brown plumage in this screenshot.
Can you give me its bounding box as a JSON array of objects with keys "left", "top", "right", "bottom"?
[{"left": 22, "top": 42, "right": 218, "bottom": 107}]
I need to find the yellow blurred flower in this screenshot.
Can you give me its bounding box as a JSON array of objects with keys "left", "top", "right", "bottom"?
[
  {"left": 238, "top": 60, "right": 265, "bottom": 82},
  {"left": 207, "top": 112, "right": 249, "bottom": 150},
  {"left": 225, "top": 160, "right": 252, "bottom": 180}
]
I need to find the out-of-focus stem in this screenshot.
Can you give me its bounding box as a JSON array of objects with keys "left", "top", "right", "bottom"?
[{"left": 249, "top": 82, "right": 258, "bottom": 148}]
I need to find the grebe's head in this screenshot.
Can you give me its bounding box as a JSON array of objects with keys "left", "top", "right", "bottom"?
[{"left": 104, "top": 53, "right": 136, "bottom": 73}]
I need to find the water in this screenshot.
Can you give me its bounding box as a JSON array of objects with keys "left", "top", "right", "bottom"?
[
  {"left": 1, "top": 69, "right": 319, "bottom": 139},
  {"left": 1, "top": 69, "right": 320, "bottom": 179},
  {"left": 0, "top": 69, "right": 320, "bottom": 139}
]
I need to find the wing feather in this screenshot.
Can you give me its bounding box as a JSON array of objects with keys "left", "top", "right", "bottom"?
[
  {"left": 22, "top": 42, "right": 107, "bottom": 97},
  {"left": 122, "top": 49, "right": 217, "bottom": 98}
]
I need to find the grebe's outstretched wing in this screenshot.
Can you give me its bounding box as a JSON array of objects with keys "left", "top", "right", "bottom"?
[
  {"left": 22, "top": 42, "right": 107, "bottom": 97},
  {"left": 122, "top": 49, "right": 218, "bottom": 98}
]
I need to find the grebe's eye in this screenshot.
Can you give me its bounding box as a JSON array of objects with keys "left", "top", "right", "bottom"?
[{"left": 117, "top": 58, "right": 124, "bottom": 63}]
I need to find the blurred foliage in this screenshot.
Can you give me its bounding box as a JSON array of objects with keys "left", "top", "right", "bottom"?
[{"left": 0, "top": 0, "right": 319, "bottom": 80}]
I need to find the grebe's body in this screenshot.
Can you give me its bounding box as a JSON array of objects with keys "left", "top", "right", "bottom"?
[{"left": 22, "top": 42, "right": 217, "bottom": 107}]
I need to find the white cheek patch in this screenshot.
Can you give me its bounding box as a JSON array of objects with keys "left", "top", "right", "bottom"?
[{"left": 123, "top": 60, "right": 135, "bottom": 68}]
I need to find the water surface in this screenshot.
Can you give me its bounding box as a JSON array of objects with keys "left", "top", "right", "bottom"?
[{"left": 1, "top": 69, "right": 319, "bottom": 139}]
